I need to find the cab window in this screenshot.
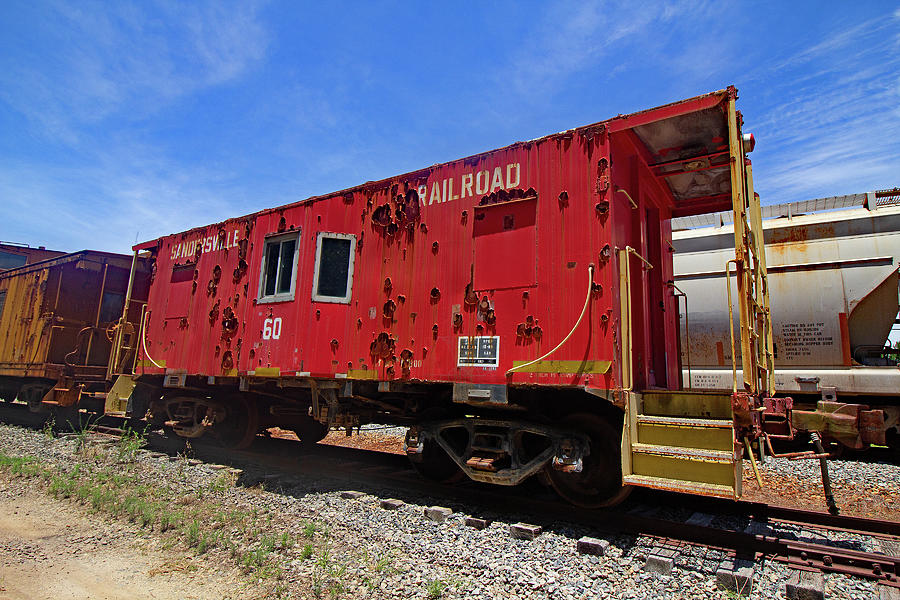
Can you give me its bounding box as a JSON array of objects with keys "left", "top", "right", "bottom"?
[
  {"left": 312, "top": 233, "right": 355, "bottom": 303},
  {"left": 258, "top": 232, "right": 300, "bottom": 303}
]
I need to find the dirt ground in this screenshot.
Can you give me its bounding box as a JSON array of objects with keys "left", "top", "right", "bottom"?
[{"left": 0, "top": 486, "right": 250, "bottom": 600}]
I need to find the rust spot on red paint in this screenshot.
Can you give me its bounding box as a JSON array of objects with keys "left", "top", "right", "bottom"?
[
  {"left": 599, "top": 244, "right": 611, "bottom": 264},
  {"left": 221, "top": 350, "right": 233, "bottom": 370},
  {"left": 453, "top": 313, "right": 463, "bottom": 329},
  {"left": 399, "top": 348, "right": 413, "bottom": 377},
  {"left": 372, "top": 204, "right": 392, "bottom": 227},
  {"left": 478, "top": 187, "right": 537, "bottom": 207},
  {"left": 432, "top": 241, "right": 439, "bottom": 253},
  {"left": 383, "top": 299, "right": 396, "bottom": 318},
  {"left": 208, "top": 300, "right": 220, "bottom": 324},
  {"left": 383, "top": 277, "right": 392, "bottom": 292},
  {"left": 464, "top": 283, "right": 478, "bottom": 306},
  {"left": 221, "top": 307, "right": 238, "bottom": 337},
  {"left": 331, "top": 339, "right": 339, "bottom": 352},
  {"left": 430, "top": 287, "right": 441, "bottom": 302},
  {"left": 369, "top": 332, "right": 396, "bottom": 360},
  {"left": 558, "top": 191, "right": 569, "bottom": 207}
]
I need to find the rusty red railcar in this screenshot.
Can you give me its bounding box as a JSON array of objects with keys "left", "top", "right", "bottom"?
[{"left": 120, "top": 88, "right": 772, "bottom": 505}]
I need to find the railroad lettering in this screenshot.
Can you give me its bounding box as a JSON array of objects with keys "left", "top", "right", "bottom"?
[
  {"left": 170, "top": 228, "right": 241, "bottom": 261},
  {"left": 476, "top": 170, "right": 489, "bottom": 195},
  {"left": 424, "top": 163, "right": 522, "bottom": 207}
]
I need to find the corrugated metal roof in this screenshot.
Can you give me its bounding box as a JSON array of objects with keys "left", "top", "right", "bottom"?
[{"left": 671, "top": 192, "right": 874, "bottom": 230}]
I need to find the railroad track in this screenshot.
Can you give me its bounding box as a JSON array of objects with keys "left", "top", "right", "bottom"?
[{"left": 2, "top": 401, "right": 898, "bottom": 591}]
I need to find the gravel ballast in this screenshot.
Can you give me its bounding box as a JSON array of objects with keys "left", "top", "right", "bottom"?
[{"left": 0, "top": 423, "right": 893, "bottom": 599}]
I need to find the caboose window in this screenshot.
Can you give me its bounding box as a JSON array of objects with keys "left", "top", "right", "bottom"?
[
  {"left": 258, "top": 232, "right": 300, "bottom": 303},
  {"left": 312, "top": 233, "right": 356, "bottom": 303}
]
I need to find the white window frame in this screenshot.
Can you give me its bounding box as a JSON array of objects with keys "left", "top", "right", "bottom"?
[
  {"left": 257, "top": 230, "right": 301, "bottom": 304},
  {"left": 311, "top": 232, "right": 356, "bottom": 304}
]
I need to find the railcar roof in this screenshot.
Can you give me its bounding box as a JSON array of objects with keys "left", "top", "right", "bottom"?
[
  {"left": 672, "top": 187, "right": 900, "bottom": 233},
  {"left": 0, "top": 250, "right": 141, "bottom": 279},
  {"left": 136, "top": 87, "right": 740, "bottom": 251}
]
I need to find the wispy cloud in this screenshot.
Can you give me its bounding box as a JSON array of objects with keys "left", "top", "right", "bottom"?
[
  {"left": 503, "top": 0, "right": 719, "bottom": 100},
  {"left": 746, "top": 14, "right": 900, "bottom": 203},
  {"left": 0, "top": 1, "right": 267, "bottom": 143}
]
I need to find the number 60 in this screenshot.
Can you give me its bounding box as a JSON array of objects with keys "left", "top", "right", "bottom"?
[{"left": 263, "top": 317, "right": 282, "bottom": 340}]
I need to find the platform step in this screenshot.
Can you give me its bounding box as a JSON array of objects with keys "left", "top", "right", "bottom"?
[
  {"left": 623, "top": 474, "right": 734, "bottom": 498},
  {"left": 631, "top": 443, "right": 733, "bottom": 463},
  {"left": 635, "top": 414, "right": 734, "bottom": 450},
  {"left": 636, "top": 414, "right": 732, "bottom": 428}
]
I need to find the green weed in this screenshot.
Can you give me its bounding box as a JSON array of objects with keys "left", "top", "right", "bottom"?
[
  {"left": 300, "top": 543, "right": 314, "bottom": 560},
  {"left": 426, "top": 579, "right": 447, "bottom": 599}
]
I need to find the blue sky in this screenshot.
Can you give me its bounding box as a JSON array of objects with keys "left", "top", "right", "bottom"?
[{"left": 1, "top": 1, "right": 898, "bottom": 253}]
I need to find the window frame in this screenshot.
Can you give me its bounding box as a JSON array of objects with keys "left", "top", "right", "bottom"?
[
  {"left": 311, "top": 232, "right": 356, "bottom": 304},
  {"left": 257, "top": 230, "right": 301, "bottom": 304}
]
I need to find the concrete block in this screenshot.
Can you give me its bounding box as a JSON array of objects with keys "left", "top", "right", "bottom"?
[
  {"left": 643, "top": 554, "right": 674, "bottom": 575},
  {"left": 785, "top": 570, "right": 824, "bottom": 600},
  {"left": 424, "top": 506, "right": 452, "bottom": 522},
  {"left": 465, "top": 517, "right": 491, "bottom": 530},
  {"left": 576, "top": 536, "right": 609, "bottom": 556},
  {"left": 380, "top": 498, "right": 404, "bottom": 510},
  {"left": 340, "top": 491, "right": 364, "bottom": 500},
  {"left": 716, "top": 565, "right": 754, "bottom": 595},
  {"left": 187, "top": 458, "right": 202, "bottom": 466},
  {"left": 509, "top": 523, "right": 542, "bottom": 540}
]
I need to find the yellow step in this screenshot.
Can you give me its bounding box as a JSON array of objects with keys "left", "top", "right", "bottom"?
[
  {"left": 635, "top": 414, "right": 734, "bottom": 450},
  {"left": 631, "top": 443, "right": 733, "bottom": 463},
  {"left": 623, "top": 474, "right": 734, "bottom": 498},
  {"left": 630, "top": 443, "right": 735, "bottom": 490}
]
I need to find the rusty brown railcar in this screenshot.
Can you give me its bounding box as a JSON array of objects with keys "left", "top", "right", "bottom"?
[
  {"left": 0, "top": 242, "right": 65, "bottom": 272},
  {"left": 0, "top": 251, "right": 150, "bottom": 416}
]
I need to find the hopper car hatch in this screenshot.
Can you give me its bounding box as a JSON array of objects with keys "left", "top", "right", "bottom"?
[{"left": 112, "top": 87, "right": 771, "bottom": 506}]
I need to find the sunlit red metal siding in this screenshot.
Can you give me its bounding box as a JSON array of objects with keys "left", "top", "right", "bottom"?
[{"left": 136, "top": 90, "right": 735, "bottom": 392}]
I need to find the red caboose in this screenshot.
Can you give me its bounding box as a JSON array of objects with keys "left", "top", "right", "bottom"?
[{"left": 119, "top": 88, "right": 771, "bottom": 506}]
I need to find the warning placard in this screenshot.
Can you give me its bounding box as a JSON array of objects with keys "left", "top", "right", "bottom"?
[{"left": 457, "top": 336, "right": 500, "bottom": 367}]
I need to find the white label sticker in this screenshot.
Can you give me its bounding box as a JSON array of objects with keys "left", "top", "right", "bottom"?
[{"left": 457, "top": 336, "right": 500, "bottom": 367}]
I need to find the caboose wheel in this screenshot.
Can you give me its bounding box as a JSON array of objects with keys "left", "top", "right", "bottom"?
[
  {"left": 296, "top": 417, "right": 329, "bottom": 448},
  {"left": 214, "top": 395, "right": 259, "bottom": 450},
  {"left": 409, "top": 436, "right": 465, "bottom": 483},
  {"left": 545, "top": 413, "right": 631, "bottom": 508},
  {"left": 408, "top": 410, "right": 464, "bottom": 483}
]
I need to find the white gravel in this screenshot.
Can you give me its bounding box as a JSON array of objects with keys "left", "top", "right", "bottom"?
[{"left": 0, "top": 423, "right": 891, "bottom": 599}]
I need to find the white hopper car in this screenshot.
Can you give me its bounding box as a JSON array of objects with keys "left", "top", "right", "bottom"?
[{"left": 673, "top": 189, "right": 900, "bottom": 451}]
